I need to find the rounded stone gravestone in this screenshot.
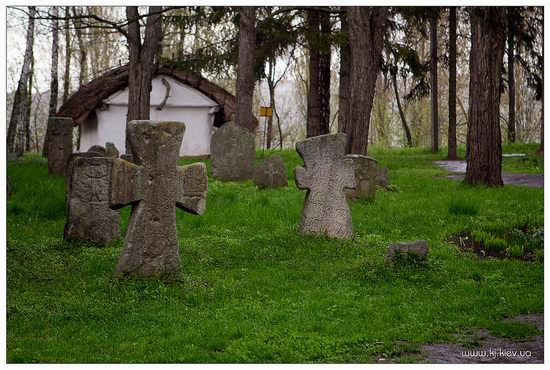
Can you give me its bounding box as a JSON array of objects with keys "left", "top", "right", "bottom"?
[
  {"left": 47, "top": 117, "right": 74, "bottom": 176},
  {"left": 64, "top": 156, "right": 120, "bottom": 245},
  {"left": 345, "top": 154, "right": 378, "bottom": 201},
  {"left": 253, "top": 155, "right": 288, "bottom": 188},
  {"left": 210, "top": 121, "right": 255, "bottom": 181},
  {"left": 88, "top": 144, "right": 107, "bottom": 156}
]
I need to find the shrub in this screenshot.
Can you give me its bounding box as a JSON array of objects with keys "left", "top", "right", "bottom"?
[
  {"left": 506, "top": 245, "right": 524, "bottom": 259},
  {"left": 483, "top": 236, "right": 508, "bottom": 253}
]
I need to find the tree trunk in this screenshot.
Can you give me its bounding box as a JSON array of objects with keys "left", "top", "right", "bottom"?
[
  {"left": 235, "top": 6, "right": 257, "bottom": 133},
  {"left": 466, "top": 7, "right": 506, "bottom": 187},
  {"left": 430, "top": 15, "right": 439, "bottom": 153},
  {"left": 266, "top": 57, "right": 275, "bottom": 149},
  {"left": 125, "top": 6, "right": 163, "bottom": 153},
  {"left": 62, "top": 6, "right": 71, "bottom": 103},
  {"left": 337, "top": 11, "right": 350, "bottom": 134},
  {"left": 276, "top": 109, "right": 283, "bottom": 149},
  {"left": 391, "top": 73, "right": 412, "bottom": 147},
  {"left": 345, "top": 6, "right": 387, "bottom": 154},
  {"left": 507, "top": 10, "right": 516, "bottom": 144},
  {"left": 126, "top": 6, "right": 163, "bottom": 122},
  {"left": 306, "top": 10, "right": 321, "bottom": 137},
  {"left": 42, "top": 6, "right": 60, "bottom": 157},
  {"left": 25, "top": 47, "right": 34, "bottom": 153},
  {"left": 72, "top": 7, "right": 88, "bottom": 87},
  {"left": 319, "top": 11, "right": 331, "bottom": 135},
  {"left": 72, "top": 6, "right": 87, "bottom": 151},
  {"left": 7, "top": 6, "right": 35, "bottom": 156},
  {"left": 447, "top": 7, "right": 458, "bottom": 159},
  {"left": 537, "top": 49, "right": 544, "bottom": 155},
  {"left": 33, "top": 94, "right": 41, "bottom": 152}
]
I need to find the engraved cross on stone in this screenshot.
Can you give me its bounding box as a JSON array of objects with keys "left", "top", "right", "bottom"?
[
  {"left": 294, "top": 133, "right": 356, "bottom": 239},
  {"left": 109, "top": 120, "right": 208, "bottom": 278}
]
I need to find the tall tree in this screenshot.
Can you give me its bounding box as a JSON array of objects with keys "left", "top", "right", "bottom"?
[
  {"left": 126, "top": 6, "right": 163, "bottom": 124},
  {"left": 306, "top": 8, "right": 331, "bottom": 138},
  {"left": 71, "top": 7, "right": 88, "bottom": 87},
  {"left": 466, "top": 7, "right": 507, "bottom": 187},
  {"left": 62, "top": 6, "right": 71, "bottom": 103},
  {"left": 319, "top": 11, "right": 331, "bottom": 134},
  {"left": 42, "top": 6, "right": 60, "bottom": 157},
  {"left": 537, "top": 29, "right": 543, "bottom": 155},
  {"left": 446, "top": 7, "right": 458, "bottom": 159},
  {"left": 306, "top": 10, "right": 321, "bottom": 137},
  {"left": 266, "top": 56, "right": 276, "bottom": 149},
  {"left": 430, "top": 13, "right": 439, "bottom": 153},
  {"left": 7, "top": 6, "right": 35, "bottom": 156},
  {"left": 72, "top": 6, "right": 88, "bottom": 151},
  {"left": 391, "top": 72, "right": 412, "bottom": 147},
  {"left": 344, "top": 6, "right": 388, "bottom": 154},
  {"left": 25, "top": 44, "right": 34, "bottom": 152},
  {"left": 337, "top": 11, "right": 350, "bottom": 134},
  {"left": 235, "top": 6, "right": 257, "bottom": 133},
  {"left": 507, "top": 8, "right": 516, "bottom": 143}
]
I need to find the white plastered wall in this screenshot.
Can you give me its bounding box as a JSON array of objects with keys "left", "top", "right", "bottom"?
[{"left": 79, "top": 75, "right": 218, "bottom": 157}]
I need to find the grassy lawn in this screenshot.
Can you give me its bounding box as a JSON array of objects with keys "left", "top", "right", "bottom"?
[{"left": 6, "top": 145, "right": 543, "bottom": 363}]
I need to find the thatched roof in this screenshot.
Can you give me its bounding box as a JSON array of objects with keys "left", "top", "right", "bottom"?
[{"left": 56, "top": 64, "right": 258, "bottom": 131}]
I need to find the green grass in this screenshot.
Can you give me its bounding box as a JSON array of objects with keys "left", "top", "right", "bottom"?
[{"left": 7, "top": 147, "right": 544, "bottom": 363}]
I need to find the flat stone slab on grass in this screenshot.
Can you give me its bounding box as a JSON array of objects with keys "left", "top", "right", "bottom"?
[
  {"left": 433, "top": 160, "right": 543, "bottom": 188},
  {"left": 386, "top": 240, "right": 429, "bottom": 263}
]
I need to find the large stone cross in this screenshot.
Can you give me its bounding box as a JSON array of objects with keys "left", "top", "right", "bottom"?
[
  {"left": 109, "top": 120, "right": 208, "bottom": 278},
  {"left": 294, "top": 133, "right": 356, "bottom": 239}
]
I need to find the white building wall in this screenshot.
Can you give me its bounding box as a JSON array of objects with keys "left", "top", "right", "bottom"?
[
  {"left": 79, "top": 75, "right": 218, "bottom": 157},
  {"left": 80, "top": 113, "right": 99, "bottom": 151}
]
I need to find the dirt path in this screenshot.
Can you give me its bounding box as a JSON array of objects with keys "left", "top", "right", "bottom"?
[
  {"left": 419, "top": 314, "right": 544, "bottom": 364},
  {"left": 433, "top": 160, "right": 544, "bottom": 188}
]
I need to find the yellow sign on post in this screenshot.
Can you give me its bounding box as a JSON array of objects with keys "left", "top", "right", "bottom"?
[{"left": 259, "top": 106, "right": 273, "bottom": 117}]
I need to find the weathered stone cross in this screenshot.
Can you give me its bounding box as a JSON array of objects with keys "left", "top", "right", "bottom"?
[
  {"left": 109, "top": 120, "right": 208, "bottom": 278},
  {"left": 294, "top": 133, "right": 356, "bottom": 239}
]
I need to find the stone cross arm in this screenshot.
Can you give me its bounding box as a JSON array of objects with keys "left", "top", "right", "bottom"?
[
  {"left": 176, "top": 163, "right": 208, "bottom": 215},
  {"left": 109, "top": 158, "right": 143, "bottom": 209},
  {"left": 294, "top": 160, "right": 356, "bottom": 190},
  {"left": 294, "top": 166, "right": 312, "bottom": 190}
]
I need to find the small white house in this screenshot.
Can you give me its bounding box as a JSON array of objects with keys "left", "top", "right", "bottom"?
[{"left": 57, "top": 65, "right": 257, "bottom": 157}]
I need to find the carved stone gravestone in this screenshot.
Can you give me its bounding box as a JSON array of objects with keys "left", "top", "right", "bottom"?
[
  {"left": 294, "top": 133, "right": 356, "bottom": 239},
  {"left": 345, "top": 154, "right": 378, "bottom": 201},
  {"left": 105, "top": 142, "right": 119, "bottom": 158},
  {"left": 210, "top": 121, "right": 255, "bottom": 181},
  {"left": 88, "top": 144, "right": 106, "bottom": 156},
  {"left": 47, "top": 117, "right": 73, "bottom": 176},
  {"left": 109, "top": 120, "right": 208, "bottom": 278},
  {"left": 253, "top": 155, "right": 288, "bottom": 188},
  {"left": 65, "top": 150, "right": 106, "bottom": 202},
  {"left": 64, "top": 156, "right": 120, "bottom": 245}
]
